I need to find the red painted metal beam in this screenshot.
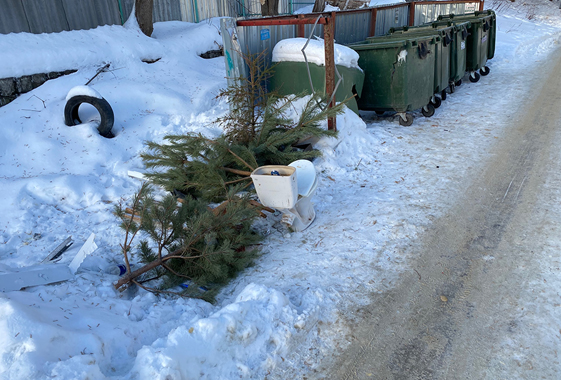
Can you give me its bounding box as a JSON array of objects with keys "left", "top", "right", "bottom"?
[
  {"left": 237, "top": 18, "right": 327, "bottom": 27},
  {"left": 479, "top": 0, "right": 485, "bottom": 11},
  {"left": 236, "top": 0, "right": 480, "bottom": 27},
  {"left": 409, "top": 2, "right": 416, "bottom": 27}
]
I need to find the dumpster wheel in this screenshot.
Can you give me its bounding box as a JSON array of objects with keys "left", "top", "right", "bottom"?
[
  {"left": 441, "top": 90, "right": 447, "bottom": 101},
  {"left": 455, "top": 79, "right": 462, "bottom": 87},
  {"left": 449, "top": 82, "right": 456, "bottom": 94},
  {"left": 430, "top": 96, "right": 442, "bottom": 109},
  {"left": 469, "top": 71, "right": 481, "bottom": 83},
  {"left": 422, "top": 103, "right": 436, "bottom": 118},
  {"left": 398, "top": 113, "right": 414, "bottom": 127},
  {"left": 480, "top": 66, "right": 490, "bottom": 76}
]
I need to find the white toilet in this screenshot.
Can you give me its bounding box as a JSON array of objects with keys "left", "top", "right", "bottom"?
[{"left": 251, "top": 160, "right": 319, "bottom": 232}]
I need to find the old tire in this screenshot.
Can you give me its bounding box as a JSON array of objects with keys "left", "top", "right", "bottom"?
[
  {"left": 422, "top": 103, "right": 436, "bottom": 118},
  {"left": 398, "top": 114, "right": 414, "bottom": 126},
  {"left": 64, "top": 95, "right": 114, "bottom": 138}
]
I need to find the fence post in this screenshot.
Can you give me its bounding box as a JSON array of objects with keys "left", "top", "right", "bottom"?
[
  {"left": 408, "top": 2, "right": 416, "bottom": 26},
  {"left": 298, "top": 14, "right": 305, "bottom": 37},
  {"left": 324, "top": 14, "right": 336, "bottom": 131},
  {"left": 479, "top": 0, "right": 485, "bottom": 11},
  {"left": 369, "top": 8, "right": 377, "bottom": 37}
]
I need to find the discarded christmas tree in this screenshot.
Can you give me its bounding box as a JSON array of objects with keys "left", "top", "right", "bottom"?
[
  {"left": 114, "top": 184, "right": 262, "bottom": 300},
  {"left": 115, "top": 52, "right": 346, "bottom": 298},
  {"left": 141, "top": 52, "right": 344, "bottom": 202}
]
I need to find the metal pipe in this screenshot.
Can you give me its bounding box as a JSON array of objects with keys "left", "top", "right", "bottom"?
[
  {"left": 237, "top": 18, "right": 327, "bottom": 26},
  {"left": 298, "top": 14, "right": 305, "bottom": 37},
  {"left": 369, "top": 8, "right": 377, "bottom": 37},
  {"left": 117, "top": 0, "right": 125, "bottom": 25},
  {"left": 324, "top": 13, "right": 336, "bottom": 131}
]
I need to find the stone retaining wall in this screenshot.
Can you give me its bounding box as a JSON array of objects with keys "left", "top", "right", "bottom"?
[{"left": 0, "top": 70, "right": 77, "bottom": 107}]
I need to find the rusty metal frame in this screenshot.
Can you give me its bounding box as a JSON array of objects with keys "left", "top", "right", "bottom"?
[
  {"left": 237, "top": 12, "right": 338, "bottom": 131},
  {"left": 237, "top": 0, "right": 485, "bottom": 28},
  {"left": 235, "top": 0, "right": 486, "bottom": 131}
]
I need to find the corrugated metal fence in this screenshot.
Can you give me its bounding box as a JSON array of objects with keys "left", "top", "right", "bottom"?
[
  {"left": 235, "top": 1, "right": 480, "bottom": 65},
  {"left": 0, "top": 0, "right": 241, "bottom": 35},
  {"left": 1, "top": 0, "right": 482, "bottom": 35},
  {"left": 0, "top": 0, "right": 295, "bottom": 35}
]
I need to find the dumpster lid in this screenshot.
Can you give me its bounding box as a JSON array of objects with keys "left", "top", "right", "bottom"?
[
  {"left": 359, "top": 34, "right": 437, "bottom": 48},
  {"left": 272, "top": 38, "right": 361, "bottom": 70},
  {"left": 348, "top": 39, "right": 408, "bottom": 51}
]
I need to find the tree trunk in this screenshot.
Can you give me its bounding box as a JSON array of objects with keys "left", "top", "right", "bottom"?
[
  {"left": 312, "top": 0, "right": 325, "bottom": 13},
  {"left": 261, "top": 0, "right": 279, "bottom": 16},
  {"left": 135, "top": 0, "right": 154, "bottom": 37}
]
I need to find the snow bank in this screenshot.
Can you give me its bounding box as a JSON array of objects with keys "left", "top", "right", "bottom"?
[
  {"left": 272, "top": 38, "right": 361, "bottom": 69},
  {"left": 65, "top": 85, "right": 103, "bottom": 101},
  {"left": 131, "top": 284, "right": 300, "bottom": 379},
  {"left": 368, "top": 0, "right": 405, "bottom": 6},
  {"left": 0, "top": 26, "right": 162, "bottom": 79},
  {"left": 293, "top": 4, "right": 339, "bottom": 14},
  {"left": 1, "top": 3, "right": 561, "bottom": 380}
]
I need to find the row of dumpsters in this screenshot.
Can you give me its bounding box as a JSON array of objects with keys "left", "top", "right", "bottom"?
[{"left": 270, "top": 10, "right": 497, "bottom": 126}]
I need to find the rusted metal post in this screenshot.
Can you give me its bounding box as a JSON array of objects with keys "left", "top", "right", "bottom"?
[
  {"left": 297, "top": 14, "right": 305, "bottom": 37},
  {"left": 324, "top": 14, "right": 336, "bottom": 131},
  {"left": 479, "top": 0, "right": 485, "bottom": 11},
  {"left": 408, "top": 1, "right": 416, "bottom": 26},
  {"left": 369, "top": 8, "right": 377, "bottom": 37}
]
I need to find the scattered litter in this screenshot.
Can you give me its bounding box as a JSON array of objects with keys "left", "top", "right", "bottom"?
[
  {"left": 68, "top": 233, "right": 97, "bottom": 274},
  {"left": 41, "top": 236, "right": 73, "bottom": 263},
  {"left": 0, "top": 233, "right": 97, "bottom": 292},
  {"left": 128, "top": 170, "right": 147, "bottom": 180}
]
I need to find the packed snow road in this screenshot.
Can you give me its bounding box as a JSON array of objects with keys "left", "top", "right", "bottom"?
[{"left": 321, "top": 47, "right": 561, "bottom": 379}]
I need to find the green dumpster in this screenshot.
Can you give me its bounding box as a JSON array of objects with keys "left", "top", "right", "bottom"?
[
  {"left": 428, "top": 21, "right": 471, "bottom": 87},
  {"left": 439, "top": 10, "right": 496, "bottom": 60},
  {"left": 269, "top": 62, "right": 364, "bottom": 114},
  {"left": 438, "top": 10, "right": 496, "bottom": 81},
  {"left": 269, "top": 38, "right": 365, "bottom": 115},
  {"left": 348, "top": 35, "right": 438, "bottom": 126},
  {"left": 382, "top": 24, "right": 456, "bottom": 106}
]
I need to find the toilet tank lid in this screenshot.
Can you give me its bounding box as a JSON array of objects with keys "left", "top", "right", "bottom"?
[{"left": 289, "top": 160, "right": 316, "bottom": 197}]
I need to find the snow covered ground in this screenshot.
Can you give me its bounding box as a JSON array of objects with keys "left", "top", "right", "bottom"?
[{"left": 0, "top": 1, "right": 560, "bottom": 379}]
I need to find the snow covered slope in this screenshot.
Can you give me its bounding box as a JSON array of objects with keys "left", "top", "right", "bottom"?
[{"left": 0, "top": 2, "right": 560, "bottom": 378}]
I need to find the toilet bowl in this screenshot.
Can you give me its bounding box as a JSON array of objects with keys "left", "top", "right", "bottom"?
[{"left": 251, "top": 160, "right": 319, "bottom": 232}]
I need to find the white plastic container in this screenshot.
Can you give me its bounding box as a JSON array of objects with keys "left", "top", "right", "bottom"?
[{"left": 251, "top": 165, "right": 298, "bottom": 209}]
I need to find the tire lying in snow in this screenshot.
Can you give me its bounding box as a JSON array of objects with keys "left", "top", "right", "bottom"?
[{"left": 64, "top": 94, "right": 114, "bottom": 138}]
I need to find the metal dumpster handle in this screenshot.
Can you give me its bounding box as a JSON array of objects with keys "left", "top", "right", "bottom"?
[
  {"left": 418, "top": 41, "right": 430, "bottom": 59},
  {"left": 443, "top": 32, "right": 452, "bottom": 47}
]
